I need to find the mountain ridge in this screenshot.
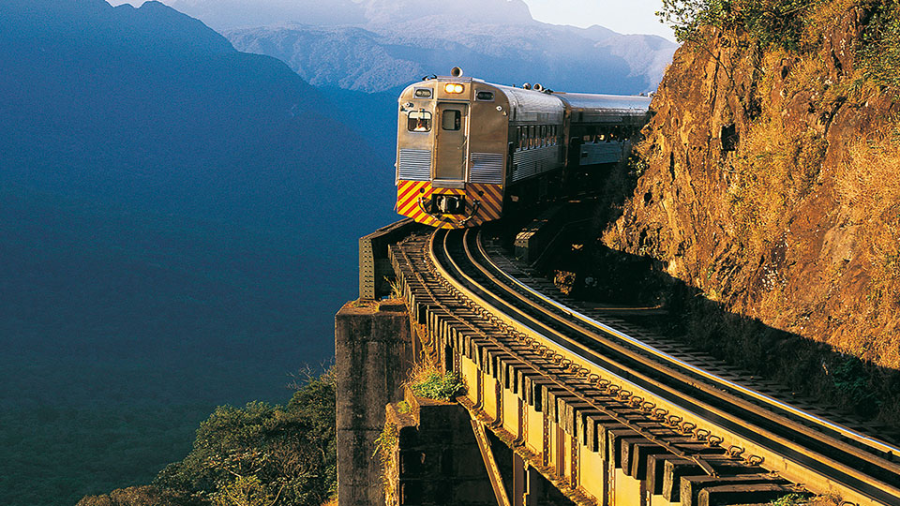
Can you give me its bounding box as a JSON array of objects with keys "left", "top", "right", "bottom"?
[
  {"left": 0, "top": 2, "right": 395, "bottom": 504},
  {"left": 225, "top": 22, "right": 675, "bottom": 94},
  {"left": 107, "top": 0, "right": 677, "bottom": 94}
]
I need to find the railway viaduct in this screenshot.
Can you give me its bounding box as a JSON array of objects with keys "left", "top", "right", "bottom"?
[{"left": 335, "top": 218, "right": 900, "bottom": 506}]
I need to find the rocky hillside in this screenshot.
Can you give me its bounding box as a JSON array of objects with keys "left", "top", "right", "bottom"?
[{"left": 602, "top": 0, "right": 900, "bottom": 376}]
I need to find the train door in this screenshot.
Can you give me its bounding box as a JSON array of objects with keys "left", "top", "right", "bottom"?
[{"left": 434, "top": 102, "right": 468, "bottom": 181}]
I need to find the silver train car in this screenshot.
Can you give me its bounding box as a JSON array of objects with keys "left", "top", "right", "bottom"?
[{"left": 395, "top": 68, "right": 651, "bottom": 229}]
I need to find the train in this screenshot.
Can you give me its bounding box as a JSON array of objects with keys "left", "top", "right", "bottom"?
[{"left": 394, "top": 67, "right": 652, "bottom": 229}]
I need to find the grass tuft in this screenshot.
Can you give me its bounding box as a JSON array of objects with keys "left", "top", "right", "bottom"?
[{"left": 406, "top": 362, "right": 465, "bottom": 401}]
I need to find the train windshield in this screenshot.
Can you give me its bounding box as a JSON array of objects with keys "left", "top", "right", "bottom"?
[{"left": 407, "top": 110, "right": 432, "bottom": 132}]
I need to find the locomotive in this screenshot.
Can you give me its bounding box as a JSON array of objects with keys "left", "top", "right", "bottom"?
[{"left": 395, "top": 67, "right": 652, "bottom": 229}]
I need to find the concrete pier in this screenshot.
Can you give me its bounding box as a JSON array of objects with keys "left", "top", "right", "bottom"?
[{"left": 336, "top": 301, "right": 413, "bottom": 506}]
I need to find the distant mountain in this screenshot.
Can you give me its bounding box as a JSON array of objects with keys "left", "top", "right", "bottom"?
[
  {"left": 103, "top": 0, "right": 675, "bottom": 162},
  {"left": 111, "top": 0, "right": 676, "bottom": 94},
  {"left": 224, "top": 22, "right": 673, "bottom": 94},
  {"left": 0, "top": 2, "right": 396, "bottom": 504},
  {"left": 0, "top": 0, "right": 393, "bottom": 235},
  {"left": 222, "top": 12, "right": 676, "bottom": 161},
  {"left": 152, "top": 0, "right": 535, "bottom": 30}
]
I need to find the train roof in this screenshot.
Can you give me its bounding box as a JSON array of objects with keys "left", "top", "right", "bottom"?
[
  {"left": 494, "top": 84, "right": 566, "bottom": 121},
  {"left": 402, "top": 73, "right": 652, "bottom": 123},
  {"left": 554, "top": 93, "right": 651, "bottom": 115}
]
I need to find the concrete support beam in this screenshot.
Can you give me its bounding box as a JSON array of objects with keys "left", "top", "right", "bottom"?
[{"left": 336, "top": 302, "right": 412, "bottom": 506}]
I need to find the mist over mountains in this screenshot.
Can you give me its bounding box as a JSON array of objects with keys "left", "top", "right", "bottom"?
[
  {"left": 226, "top": 23, "right": 671, "bottom": 94},
  {"left": 114, "top": 0, "right": 677, "bottom": 94},
  {"left": 144, "top": 0, "right": 535, "bottom": 30}
]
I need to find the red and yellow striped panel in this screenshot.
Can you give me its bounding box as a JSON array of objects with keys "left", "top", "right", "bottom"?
[{"left": 396, "top": 180, "right": 504, "bottom": 229}]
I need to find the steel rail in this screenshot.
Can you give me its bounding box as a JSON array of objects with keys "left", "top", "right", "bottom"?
[
  {"left": 465, "top": 231, "right": 900, "bottom": 498},
  {"left": 434, "top": 228, "right": 724, "bottom": 476},
  {"left": 479, "top": 235, "right": 900, "bottom": 459},
  {"left": 429, "top": 227, "right": 900, "bottom": 506},
  {"left": 465, "top": 229, "right": 900, "bottom": 488}
]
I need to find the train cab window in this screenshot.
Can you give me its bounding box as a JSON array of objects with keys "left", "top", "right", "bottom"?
[
  {"left": 407, "top": 110, "right": 432, "bottom": 132},
  {"left": 475, "top": 91, "right": 494, "bottom": 101},
  {"left": 414, "top": 88, "right": 433, "bottom": 98},
  {"left": 442, "top": 110, "right": 461, "bottom": 131}
]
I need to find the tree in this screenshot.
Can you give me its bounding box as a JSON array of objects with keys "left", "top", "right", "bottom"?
[
  {"left": 154, "top": 369, "right": 336, "bottom": 506},
  {"left": 76, "top": 486, "right": 194, "bottom": 506}
]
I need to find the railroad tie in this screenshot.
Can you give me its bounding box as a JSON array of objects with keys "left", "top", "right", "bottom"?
[
  {"left": 697, "top": 482, "right": 797, "bottom": 506},
  {"left": 625, "top": 439, "right": 693, "bottom": 480},
  {"left": 681, "top": 473, "right": 789, "bottom": 506},
  {"left": 661, "top": 457, "right": 768, "bottom": 502}
]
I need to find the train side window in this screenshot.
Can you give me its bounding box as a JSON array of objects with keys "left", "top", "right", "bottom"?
[
  {"left": 442, "top": 110, "right": 461, "bottom": 131},
  {"left": 529, "top": 126, "right": 535, "bottom": 148},
  {"left": 407, "top": 110, "right": 432, "bottom": 132}
]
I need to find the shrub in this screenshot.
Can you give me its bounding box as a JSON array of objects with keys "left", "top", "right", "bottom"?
[
  {"left": 859, "top": 0, "right": 900, "bottom": 90},
  {"left": 657, "top": 0, "right": 822, "bottom": 49},
  {"left": 153, "top": 369, "right": 336, "bottom": 506},
  {"left": 76, "top": 486, "right": 193, "bottom": 506},
  {"left": 770, "top": 493, "right": 809, "bottom": 506},
  {"left": 372, "top": 421, "right": 398, "bottom": 505},
  {"left": 409, "top": 371, "right": 464, "bottom": 401}
]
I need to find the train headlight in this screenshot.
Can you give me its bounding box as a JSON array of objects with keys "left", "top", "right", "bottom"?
[{"left": 444, "top": 83, "right": 465, "bottom": 94}]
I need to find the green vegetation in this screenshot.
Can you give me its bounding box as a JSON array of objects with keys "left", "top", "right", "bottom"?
[
  {"left": 770, "top": 494, "right": 810, "bottom": 506},
  {"left": 658, "top": 0, "right": 900, "bottom": 90},
  {"left": 859, "top": 0, "right": 900, "bottom": 89},
  {"left": 1, "top": 186, "right": 338, "bottom": 506},
  {"left": 76, "top": 486, "right": 193, "bottom": 506},
  {"left": 78, "top": 370, "right": 336, "bottom": 506},
  {"left": 656, "top": 0, "right": 822, "bottom": 49},
  {"left": 373, "top": 420, "right": 399, "bottom": 504},
  {"left": 409, "top": 371, "right": 465, "bottom": 401}
]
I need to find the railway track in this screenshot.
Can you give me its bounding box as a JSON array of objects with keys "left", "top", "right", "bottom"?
[{"left": 390, "top": 225, "right": 900, "bottom": 506}]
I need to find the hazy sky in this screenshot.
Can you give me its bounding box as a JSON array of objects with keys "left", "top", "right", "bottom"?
[
  {"left": 109, "top": 0, "right": 676, "bottom": 41},
  {"left": 523, "top": 0, "right": 674, "bottom": 40}
]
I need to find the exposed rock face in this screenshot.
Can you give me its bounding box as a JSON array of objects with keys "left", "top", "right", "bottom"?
[{"left": 603, "top": 4, "right": 900, "bottom": 369}]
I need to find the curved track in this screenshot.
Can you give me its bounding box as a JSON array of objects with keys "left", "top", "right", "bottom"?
[{"left": 429, "top": 227, "right": 900, "bottom": 506}]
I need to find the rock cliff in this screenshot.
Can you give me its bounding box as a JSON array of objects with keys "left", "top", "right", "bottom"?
[{"left": 603, "top": 1, "right": 900, "bottom": 372}]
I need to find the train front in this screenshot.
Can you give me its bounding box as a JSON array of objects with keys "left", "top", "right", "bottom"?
[{"left": 394, "top": 69, "right": 508, "bottom": 229}]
